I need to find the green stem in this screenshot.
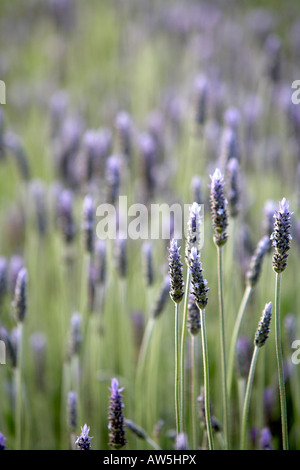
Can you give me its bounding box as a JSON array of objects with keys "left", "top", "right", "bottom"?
[
  {"left": 191, "top": 335, "right": 197, "bottom": 449},
  {"left": 135, "top": 317, "right": 155, "bottom": 425},
  {"left": 227, "top": 285, "right": 253, "bottom": 398},
  {"left": 200, "top": 308, "right": 214, "bottom": 450},
  {"left": 217, "top": 245, "right": 229, "bottom": 449},
  {"left": 275, "top": 272, "right": 289, "bottom": 450},
  {"left": 175, "top": 302, "right": 181, "bottom": 435},
  {"left": 180, "top": 268, "right": 191, "bottom": 431},
  {"left": 15, "top": 321, "right": 24, "bottom": 450},
  {"left": 240, "top": 345, "right": 260, "bottom": 450}
]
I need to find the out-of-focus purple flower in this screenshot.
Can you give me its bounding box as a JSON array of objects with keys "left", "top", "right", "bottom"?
[
  {"left": 95, "top": 240, "right": 107, "bottom": 286},
  {"left": 108, "top": 378, "right": 127, "bottom": 449},
  {"left": 190, "top": 175, "right": 203, "bottom": 205},
  {"left": 259, "top": 427, "right": 273, "bottom": 450},
  {"left": 142, "top": 242, "right": 155, "bottom": 287},
  {"left": 193, "top": 74, "right": 208, "bottom": 128},
  {"left": 115, "top": 111, "right": 133, "bottom": 163},
  {"left": 3, "top": 131, "right": 30, "bottom": 180},
  {"left": 0, "top": 432, "right": 6, "bottom": 450},
  {"left": 57, "top": 188, "right": 76, "bottom": 244},
  {"left": 106, "top": 155, "right": 121, "bottom": 205},
  {"left": 175, "top": 432, "right": 189, "bottom": 450},
  {"left": 270, "top": 198, "right": 292, "bottom": 273},
  {"left": 264, "top": 33, "right": 282, "bottom": 83},
  {"left": 75, "top": 424, "right": 92, "bottom": 450},
  {"left": 67, "top": 391, "right": 77, "bottom": 432},
  {"left": 138, "top": 132, "right": 157, "bottom": 203},
  {"left": 13, "top": 267, "right": 27, "bottom": 323},
  {"left": 67, "top": 312, "right": 82, "bottom": 359},
  {"left": 226, "top": 158, "right": 240, "bottom": 218},
  {"left": 236, "top": 336, "right": 252, "bottom": 379},
  {"left": 29, "top": 179, "right": 48, "bottom": 236},
  {"left": 82, "top": 194, "right": 94, "bottom": 253},
  {"left": 0, "top": 257, "right": 7, "bottom": 303}
]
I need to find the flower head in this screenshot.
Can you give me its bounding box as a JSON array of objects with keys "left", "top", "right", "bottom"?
[
  {"left": 189, "top": 247, "right": 209, "bottom": 310},
  {"left": 168, "top": 239, "right": 184, "bottom": 304},
  {"left": 210, "top": 168, "right": 228, "bottom": 246},
  {"left": 270, "top": 198, "right": 292, "bottom": 273},
  {"left": 254, "top": 302, "right": 272, "bottom": 348},
  {"left": 75, "top": 424, "right": 93, "bottom": 450},
  {"left": 185, "top": 202, "right": 202, "bottom": 264},
  {"left": 108, "top": 378, "right": 127, "bottom": 450}
]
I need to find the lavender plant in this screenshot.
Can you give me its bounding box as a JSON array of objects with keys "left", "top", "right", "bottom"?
[
  {"left": 271, "top": 198, "right": 292, "bottom": 450},
  {"left": 210, "top": 168, "right": 229, "bottom": 449}
]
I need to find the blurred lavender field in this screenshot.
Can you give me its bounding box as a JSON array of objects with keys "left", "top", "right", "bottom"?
[{"left": 0, "top": 0, "right": 300, "bottom": 451}]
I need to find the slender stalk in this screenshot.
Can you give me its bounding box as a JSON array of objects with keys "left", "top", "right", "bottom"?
[
  {"left": 15, "top": 321, "right": 23, "bottom": 450},
  {"left": 275, "top": 273, "right": 289, "bottom": 450},
  {"left": 180, "top": 268, "right": 190, "bottom": 431},
  {"left": 217, "top": 246, "right": 229, "bottom": 449},
  {"left": 199, "top": 308, "right": 214, "bottom": 450},
  {"left": 175, "top": 302, "right": 181, "bottom": 435},
  {"left": 227, "top": 285, "right": 252, "bottom": 398},
  {"left": 191, "top": 335, "right": 197, "bottom": 449},
  {"left": 135, "top": 317, "right": 155, "bottom": 425},
  {"left": 240, "top": 345, "right": 260, "bottom": 450}
]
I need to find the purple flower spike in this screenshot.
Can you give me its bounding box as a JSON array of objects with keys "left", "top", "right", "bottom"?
[
  {"left": 75, "top": 424, "right": 93, "bottom": 450},
  {"left": 210, "top": 168, "right": 228, "bottom": 246},
  {"left": 189, "top": 247, "right": 209, "bottom": 310},
  {"left": 108, "top": 378, "right": 127, "bottom": 450},
  {"left": 271, "top": 198, "right": 292, "bottom": 274},
  {"left": 168, "top": 239, "right": 184, "bottom": 304}
]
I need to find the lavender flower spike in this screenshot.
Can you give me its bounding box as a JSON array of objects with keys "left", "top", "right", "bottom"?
[
  {"left": 254, "top": 302, "right": 272, "bottom": 348},
  {"left": 271, "top": 198, "right": 292, "bottom": 274},
  {"left": 210, "top": 168, "right": 228, "bottom": 246},
  {"left": 108, "top": 378, "right": 127, "bottom": 449},
  {"left": 75, "top": 424, "right": 93, "bottom": 450},
  {"left": 168, "top": 239, "right": 184, "bottom": 304},
  {"left": 189, "top": 247, "right": 209, "bottom": 310},
  {"left": 13, "top": 267, "right": 27, "bottom": 323},
  {"left": 185, "top": 202, "right": 202, "bottom": 264}
]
